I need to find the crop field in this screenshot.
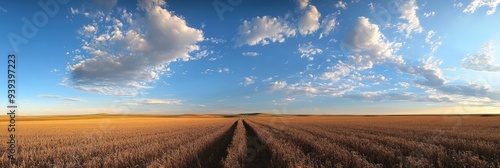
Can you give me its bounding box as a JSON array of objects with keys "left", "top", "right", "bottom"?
[{"left": 1, "top": 115, "right": 499, "bottom": 167}]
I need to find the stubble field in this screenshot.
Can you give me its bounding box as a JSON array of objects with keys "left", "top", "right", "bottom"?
[{"left": 1, "top": 115, "right": 499, "bottom": 167}]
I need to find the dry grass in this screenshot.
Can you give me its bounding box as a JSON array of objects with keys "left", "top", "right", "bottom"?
[
  {"left": 0, "top": 115, "right": 498, "bottom": 167},
  {"left": 250, "top": 116, "right": 500, "bottom": 167},
  {"left": 223, "top": 119, "right": 247, "bottom": 168},
  {"left": 0, "top": 117, "right": 236, "bottom": 167}
]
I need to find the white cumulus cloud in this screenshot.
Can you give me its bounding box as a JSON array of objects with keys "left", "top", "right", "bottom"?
[
  {"left": 298, "top": 42, "right": 322, "bottom": 60},
  {"left": 270, "top": 81, "right": 288, "bottom": 92},
  {"left": 319, "top": 14, "right": 337, "bottom": 39},
  {"left": 397, "top": 0, "right": 423, "bottom": 37},
  {"left": 67, "top": 0, "right": 204, "bottom": 96},
  {"left": 400, "top": 56, "right": 447, "bottom": 87},
  {"left": 321, "top": 61, "right": 352, "bottom": 82},
  {"left": 462, "top": 41, "right": 500, "bottom": 72},
  {"left": 335, "top": 1, "right": 347, "bottom": 9},
  {"left": 242, "top": 76, "right": 256, "bottom": 86},
  {"left": 235, "top": 16, "right": 296, "bottom": 47},
  {"left": 341, "top": 17, "right": 404, "bottom": 70},
  {"left": 298, "top": 0, "right": 309, "bottom": 10},
  {"left": 242, "top": 52, "right": 261, "bottom": 56},
  {"left": 397, "top": 82, "right": 410, "bottom": 88},
  {"left": 425, "top": 30, "right": 442, "bottom": 52},
  {"left": 423, "top": 11, "right": 435, "bottom": 17},
  {"left": 40, "top": 94, "right": 83, "bottom": 102},
  {"left": 125, "top": 98, "right": 182, "bottom": 106},
  {"left": 298, "top": 4, "right": 321, "bottom": 35},
  {"left": 463, "top": 0, "right": 500, "bottom": 15}
]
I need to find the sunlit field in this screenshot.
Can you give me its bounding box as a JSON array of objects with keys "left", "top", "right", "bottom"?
[{"left": 1, "top": 115, "right": 499, "bottom": 167}]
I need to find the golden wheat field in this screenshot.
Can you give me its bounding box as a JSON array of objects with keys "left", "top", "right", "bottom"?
[{"left": 1, "top": 115, "right": 499, "bottom": 167}]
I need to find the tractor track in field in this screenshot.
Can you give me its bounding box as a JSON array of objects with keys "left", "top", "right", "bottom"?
[
  {"left": 242, "top": 119, "right": 272, "bottom": 168},
  {"left": 192, "top": 121, "right": 237, "bottom": 168}
]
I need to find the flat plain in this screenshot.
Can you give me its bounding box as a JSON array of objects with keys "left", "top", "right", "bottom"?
[{"left": 1, "top": 114, "right": 499, "bottom": 167}]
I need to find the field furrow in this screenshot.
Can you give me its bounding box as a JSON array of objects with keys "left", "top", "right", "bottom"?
[
  {"left": 242, "top": 119, "right": 271, "bottom": 168},
  {"left": 223, "top": 119, "right": 247, "bottom": 168},
  {"left": 243, "top": 120, "right": 314, "bottom": 167},
  {"left": 148, "top": 120, "right": 236, "bottom": 167},
  {"left": 252, "top": 119, "right": 382, "bottom": 167},
  {"left": 264, "top": 116, "right": 500, "bottom": 167},
  {"left": 315, "top": 123, "right": 500, "bottom": 164}
]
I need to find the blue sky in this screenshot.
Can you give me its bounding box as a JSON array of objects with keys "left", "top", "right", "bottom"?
[{"left": 1, "top": 0, "right": 500, "bottom": 115}]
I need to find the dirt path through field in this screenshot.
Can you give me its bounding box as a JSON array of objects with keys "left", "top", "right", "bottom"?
[
  {"left": 196, "top": 121, "right": 237, "bottom": 168},
  {"left": 242, "top": 119, "right": 271, "bottom": 168}
]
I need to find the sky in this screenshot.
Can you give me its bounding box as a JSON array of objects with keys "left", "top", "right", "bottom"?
[{"left": 1, "top": 0, "right": 500, "bottom": 115}]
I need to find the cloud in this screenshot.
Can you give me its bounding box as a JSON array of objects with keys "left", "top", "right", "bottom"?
[
  {"left": 368, "top": 3, "right": 375, "bottom": 11},
  {"left": 462, "top": 41, "right": 500, "bottom": 72},
  {"left": 400, "top": 57, "right": 500, "bottom": 103},
  {"left": 320, "top": 61, "right": 352, "bottom": 82},
  {"left": 338, "top": 86, "right": 498, "bottom": 104},
  {"left": 397, "top": 0, "right": 423, "bottom": 37},
  {"left": 298, "top": 42, "right": 322, "bottom": 60},
  {"left": 70, "top": 7, "right": 79, "bottom": 14},
  {"left": 416, "top": 57, "right": 447, "bottom": 87},
  {"left": 397, "top": 82, "right": 410, "bottom": 88},
  {"left": 318, "top": 83, "right": 357, "bottom": 97},
  {"left": 251, "top": 15, "right": 500, "bottom": 107},
  {"left": 262, "top": 77, "right": 274, "bottom": 83},
  {"left": 202, "top": 67, "right": 230, "bottom": 74},
  {"left": 444, "top": 67, "right": 457, "bottom": 71},
  {"left": 425, "top": 82, "right": 500, "bottom": 106},
  {"left": 423, "top": 11, "right": 435, "bottom": 17},
  {"left": 39, "top": 94, "right": 83, "bottom": 102},
  {"left": 349, "top": 72, "right": 387, "bottom": 84},
  {"left": 125, "top": 98, "right": 182, "bottom": 106},
  {"left": 298, "top": 0, "right": 309, "bottom": 10},
  {"left": 208, "top": 55, "right": 222, "bottom": 61},
  {"left": 234, "top": 0, "right": 325, "bottom": 45},
  {"left": 79, "top": 24, "right": 98, "bottom": 37},
  {"left": 337, "top": 31, "right": 497, "bottom": 105},
  {"left": 235, "top": 16, "right": 296, "bottom": 47},
  {"left": 425, "top": 30, "right": 442, "bottom": 52},
  {"left": 194, "top": 50, "right": 213, "bottom": 59},
  {"left": 319, "top": 14, "right": 337, "bottom": 39},
  {"left": 425, "top": 30, "right": 435, "bottom": 43},
  {"left": 0, "top": 6, "right": 7, "bottom": 13},
  {"left": 272, "top": 97, "right": 296, "bottom": 106},
  {"left": 218, "top": 68, "right": 230, "bottom": 73},
  {"left": 286, "top": 82, "right": 319, "bottom": 96},
  {"left": 298, "top": 4, "right": 321, "bottom": 35},
  {"left": 271, "top": 81, "right": 358, "bottom": 97},
  {"left": 463, "top": 0, "right": 500, "bottom": 15},
  {"left": 67, "top": 0, "right": 204, "bottom": 96},
  {"left": 438, "top": 82, "right": 491, "bottom": 98},
  {"left": 399, "top": 56, "right": 446, "bottom": 87},
  {"left": 341, "top": 88, "right": 497, "bottom": 104},
  {"left": 270, "top": 81, "right": 287, "bottom": 92},
  {"left": 335, "top": 1, "right": 347, "bottom": 9},
  {"left": 87, "top": 23, "right": 104, "bottom": 35},
  {"left": 202, "top": 69, "right": 214, "bottom": 74},
  {"left": 205, "top": 37, "right": 226, "bottom": 44},
  {"left": 295, "top": 16, "right": 500, "bottom": 106},
  {"left": 343, "top": 91, "right": 421, "bottom": 102},
  {"left": 341, "top": 17, "right": 404, "bottom": 70},
  {"left": 241, "top": 76, "right": 256, "bottom": 86},
  {"left": 242, "top": 52, "right": 261, "bottom": 56}
]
